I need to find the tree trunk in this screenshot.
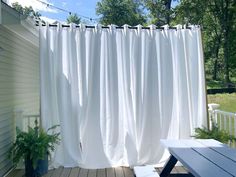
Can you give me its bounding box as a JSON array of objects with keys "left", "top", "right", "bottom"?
[
  {"left": 222, "top": 0, "right": 230, "bottom": 85},
  {"left": 213, "top": 59, "right": 218, "bottom": 80},
  {"left": 213, "top": 36, "right": 221, "bottom": 80},
  {"left": 164, "top": 0, "right": 172, "bottom": 24},
  {"left": 223, "top": 31, "right": 230, "bottom": 85}
]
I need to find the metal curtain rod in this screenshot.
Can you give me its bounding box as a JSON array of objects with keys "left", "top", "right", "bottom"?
[{"left": 35, "top": 23, "right": 193, "bottom": 30}]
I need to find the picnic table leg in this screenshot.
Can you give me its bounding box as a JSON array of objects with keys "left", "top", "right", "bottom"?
[{"left": 160, "top": 155, "right": 178, "bottom": 177}]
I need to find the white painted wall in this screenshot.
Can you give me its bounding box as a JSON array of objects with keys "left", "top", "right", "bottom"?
[{"left": 0, "top": 25, "right": 39, "bottom": 176}]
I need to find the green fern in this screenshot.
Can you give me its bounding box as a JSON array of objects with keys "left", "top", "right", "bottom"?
[
  {"left": 194, "top": 123, "right": 235, "bottom": 144},
  {"left": 9, "top": 121, "right": 60, "bottom": 169}
]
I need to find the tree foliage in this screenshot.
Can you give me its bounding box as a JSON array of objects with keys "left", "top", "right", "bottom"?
[
  {"left": 96, "top": 0, "right": 146, "bottom": 26},
  {"left": 194, "top": 123, "right": 235, "bottom": 144},
  {"left": 12, "top": 0, "right": 236, "bottom": 87},
  {"left": 143, "top": 0, "right": 176, "bottom": 25},
  {"left": 66, "top": 13, "right": 81, "bottom": 24},
  {"left": 12, "top": 2, "right": 41, "bottom": 19},
  {"left": 96, "top": 0, "right": 236, "bottom": 86},
  {"left": 174, "top": 0, "right": 236, "bottom": 85}
]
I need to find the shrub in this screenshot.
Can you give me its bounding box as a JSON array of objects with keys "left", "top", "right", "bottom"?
[{"left": 193, "top": 123, "right": 235, "bottom": 144}]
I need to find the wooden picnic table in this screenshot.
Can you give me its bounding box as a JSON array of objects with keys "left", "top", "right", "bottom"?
[{"left": 160, "top": 139, "right": 236, "bottom": 177}]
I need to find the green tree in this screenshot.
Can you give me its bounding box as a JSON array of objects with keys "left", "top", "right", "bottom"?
[
  {"left": 143, "top": 0, "right": 177, "bottom": 25},
  {"left": 96, "top": 0, "right": 146, "bottom": 26},
  {"left": 66, "top": 13, "right": 81, "bottom": 24},
  {"left": 12, "top": 2, "right": 41, "bottom": 19},
  {"left": 174, "top": 0, "right": 236, "bottom": 86}
]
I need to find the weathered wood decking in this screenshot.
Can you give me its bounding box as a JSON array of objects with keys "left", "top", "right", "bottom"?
[{"left": 6, "top": 166, "right": 188, "bottom": 177}]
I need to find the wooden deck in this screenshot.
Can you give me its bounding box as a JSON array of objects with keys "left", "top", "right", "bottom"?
[{"left": 6, "top": 166, "right": 188, "bottom": 177}]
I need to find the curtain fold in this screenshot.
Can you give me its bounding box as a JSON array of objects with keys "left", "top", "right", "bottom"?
[{"left": 40, "top": 24, "right": 207, "bottom": 169}]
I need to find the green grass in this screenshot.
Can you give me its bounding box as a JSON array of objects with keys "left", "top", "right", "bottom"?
[{"left": 207, "top": 93, "right": 236, "bottom": 112}]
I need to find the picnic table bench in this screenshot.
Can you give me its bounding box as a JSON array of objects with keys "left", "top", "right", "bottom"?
[{"left": 160, "top": 139, "right": 236, "bottom": 177}]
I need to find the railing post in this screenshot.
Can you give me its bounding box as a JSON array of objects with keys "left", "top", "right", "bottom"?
[
  {"left": 13, "top": 109, "right": 24, "bottom": 138},
  {"left": 208, "top": 103, "right": 220, "bottom": 130}
]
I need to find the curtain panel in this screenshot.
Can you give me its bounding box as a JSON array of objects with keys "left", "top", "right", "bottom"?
[{"left": 40, "top": 24, "right": 207, "bottom": 168}]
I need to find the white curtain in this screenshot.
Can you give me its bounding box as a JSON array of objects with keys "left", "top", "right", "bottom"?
[{"left": 40, "top": 24, "right": 207, "bottom": 169}]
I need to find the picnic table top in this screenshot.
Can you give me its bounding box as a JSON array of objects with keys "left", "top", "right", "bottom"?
[{"left": 161, "top": 139, "right": 236, "bottom": 177}]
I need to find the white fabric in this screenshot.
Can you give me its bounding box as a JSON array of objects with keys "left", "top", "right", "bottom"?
[
  {"left": 134, "top": 165, "right": 159, "bottom": 177},
  {"left": 40, "top": 24, "right": 207, "bottom": 169}
]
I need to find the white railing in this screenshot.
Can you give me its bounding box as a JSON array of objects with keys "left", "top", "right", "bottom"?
[
  {"left": 14, "top": 110, "right": 40, "bottom": 132},
  {"left": 209, "top": 106, "right": 236, "bottom": 137},
  {"left": 22, "top": 114, "right": 40, "bottom": 131}
]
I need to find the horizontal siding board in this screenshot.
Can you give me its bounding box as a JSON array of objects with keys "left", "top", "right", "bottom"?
[
  {"left": 0, "top": 27, "right": 39, "bottom": 50},
  {"left": 0, "top": 117, "right": 12, "bottom": 129},
  {"left": 0, "top": 25, "right": 39, "bottom": 176},
  {"left": 0, "top": 133, "right": 13, "bottom": 143},
  {"left": 0, "top": 143, "right": 11, "bottom": 157},
  {"left": 0, "top": 55, "right": 39, "bottom": 67},
  {"left": 0, "top": 112, "right": 13, "bottom": 119},
  {"left": 0, "top": 64, "right": 39, "bottom": 76},
  {"left": 0, "top": 57, "right": 39, "bottom": 68},
  {"left": 0, "top": 118, "right": 12, "bottom": 126},
  {"left": 0, "top": 94, "right": 39, "bottom": 101},
  {"left": 0, "top": 39, "right": 38, "bottom": 52},
  {"left": 0, "top": 98, "right": 13, "bottom": 104},
  {"left": 0, "top": 49, "right": 38, "bottom": 61},
  {"left": 0, "top": 29, "right": 38, "bottom": 54},
  {"left": 0, "top": 127, "right": 12, "bottom": 137},
  {"left": 1, "top": 71, "right": 38, "bottom": 80},
  {"left": 0, "top": 78, "right": 39, "bottom": 84},
  {"left": 0, "top": 73, "right": 39, "bottom": 82},
  {"left": 0, "top": 59, "right": 39, "bottom": 74},
  {"left": 0, "top": 51, "right": 39, "bottom": 66},
  {"left": 0, "top": 108, "right": 12, "bottom": 116},
  {"left": 0, "top": 38, "right": 38, "bottom": 59},
  {"left": 0, "top": 101, "right": 14, "bottom": 108},
  {"left": 0, "top": 160, "right": 12, "bottom": 176},
  {"left": 0, "top": 137, "right": 12, "bottom": 150},
  {"left": 0, "top": 74, "right": 39, "bottom": 82},
  {"left": 0, "top": 42, "right": 38, "bottom": 60},
  {"left": 0, "top": 158, "right": 11, "bottom": 171},
  {"left": 0, "top": 158, "right": 12, "bottom": 171},
  {"left": 0, "top": 84, "right": 39, "bottom": 89}
]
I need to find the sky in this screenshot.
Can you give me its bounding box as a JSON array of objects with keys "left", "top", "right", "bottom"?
[
  {"left": 6, "top": 0, "right": 100, "bottom": 24},
  {"left": 5, "top": 0, "right": 179, "bottom": 24}
]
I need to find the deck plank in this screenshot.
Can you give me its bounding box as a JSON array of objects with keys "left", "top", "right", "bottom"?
[
  {"left": 123, "top": 167, "right": 134, "bottom": 177},
  {"left": 155, "top": 167, "right": 161, "bottom": 173},
  {"left": 78, "top": 168, "right": 88, "bottom": 177},
  {"left": 106, "top": 168, "right": 115, "bottom": 177},
  {"left": 16, "top": 170, "right": 24, "bottom": 177},
  {"left": 175, "top": 166, "right": 188, "bottom": 173},
  {"left": 60, "top": 168, "right": 71, "bottom": 177},
  {"left": 51, "top": 166, "right": 63, "bottom": 177},
  {"left": 43, "top": 169, "right": 55, "bottom": 177},
  {"left": 171, "top": 166, "right": 178, "bottom": 173},
  {"left": 87, "top": 169, "right": 97, "bottom": 177},
  {"left": 6, "top": 169, "right": 22, "bottom": 177},
  {"left": 97, "top": 169, "right": 106, "bottom": 177},
  {"left": 69, "top": 167, "right": 80, "bottom": 177},
  {"left": 115, "top": 167, "right": 124, "bottom": 177},
  {"left": 156, "top": 167, "right": 188, "bottom": 174},
  {"left": 7, "top": 166, "right": 189, "bottom": 177}
]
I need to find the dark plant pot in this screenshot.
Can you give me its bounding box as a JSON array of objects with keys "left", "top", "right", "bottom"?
[{"left": 25, "top": 154, "right": 48, "bottom": 177}]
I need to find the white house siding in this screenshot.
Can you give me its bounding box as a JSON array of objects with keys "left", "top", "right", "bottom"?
[{"left": 0, "top": 25, "right": 39, "bottom": 176}]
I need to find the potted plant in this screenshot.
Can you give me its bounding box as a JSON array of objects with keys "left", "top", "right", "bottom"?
[{"left": 9, "top": 120, "right": 60, "bottom": 177}]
